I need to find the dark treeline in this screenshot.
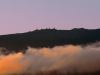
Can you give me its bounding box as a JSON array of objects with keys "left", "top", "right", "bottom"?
[{"left": 0, "top": 28, "right": 100, "bottom": 52}]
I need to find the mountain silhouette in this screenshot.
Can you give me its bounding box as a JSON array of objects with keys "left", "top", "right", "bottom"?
[{"left": 0, "top": 28, "right": 100, "bottom": 52}]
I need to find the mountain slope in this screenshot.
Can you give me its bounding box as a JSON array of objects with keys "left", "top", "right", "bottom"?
[{"left": 0, "top": 28, "right": 100, "bottom": 51}]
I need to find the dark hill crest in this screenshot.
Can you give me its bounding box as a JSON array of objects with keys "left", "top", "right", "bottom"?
[{"left": 0, "top": 28, "right": 100, "bottom": 52}]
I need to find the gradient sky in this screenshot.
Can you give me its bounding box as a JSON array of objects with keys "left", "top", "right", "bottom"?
[{"left": 0, "top": 0, "right": 100, "bottom": 35}]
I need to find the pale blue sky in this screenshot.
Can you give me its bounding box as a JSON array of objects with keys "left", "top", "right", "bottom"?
[{"left": 0, "top": 0, "right": 100, "bottom": 35}]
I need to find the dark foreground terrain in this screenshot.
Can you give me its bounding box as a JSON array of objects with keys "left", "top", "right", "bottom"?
[
  {"left": 0, "top": 28, "right": 100, "bottom": 52},
  {"left": 13, "top": 71, "right": 100, "bottom": 75}
]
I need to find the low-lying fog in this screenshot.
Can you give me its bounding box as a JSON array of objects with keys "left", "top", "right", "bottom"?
[{"left": 0, "top": 42, "right": 100, "bottom": 75}]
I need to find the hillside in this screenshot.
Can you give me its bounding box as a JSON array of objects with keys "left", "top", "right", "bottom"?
[{"left": 0, "top": 28, "right": 100, "bottom": 51}]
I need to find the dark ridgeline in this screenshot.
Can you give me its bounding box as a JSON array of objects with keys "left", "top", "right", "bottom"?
[{"left": 0, "top": 28, "right": 100, "bottom": 52}]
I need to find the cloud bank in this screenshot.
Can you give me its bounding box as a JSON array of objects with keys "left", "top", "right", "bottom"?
[{"left": 0, "top": 43, "right": 100, "bottom": 75}]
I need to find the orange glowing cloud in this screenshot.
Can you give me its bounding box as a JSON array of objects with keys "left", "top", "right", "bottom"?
[{"left": 0, "top": 43, "right": 100, "bottom": 75}]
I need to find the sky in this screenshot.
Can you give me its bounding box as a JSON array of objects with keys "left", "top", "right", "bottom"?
[{"left": 0, "top": 0, "right": 100, "bottom": 35}]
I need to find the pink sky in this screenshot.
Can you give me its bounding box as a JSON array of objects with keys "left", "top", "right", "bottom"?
[{"left": 0, "top": 0, "right": 100, "bottom": 35}]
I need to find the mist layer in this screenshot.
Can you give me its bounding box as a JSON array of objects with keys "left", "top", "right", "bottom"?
[{"left": 0, "top": 43, "right": 100, "bottom": 75}]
